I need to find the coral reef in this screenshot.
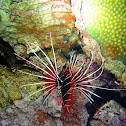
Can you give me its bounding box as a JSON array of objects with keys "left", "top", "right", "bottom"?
[
  {"left": 0, "top": 0, "right": 79, "bottom": 52},
  {"left": 0, "top": 88, "right": 89, "bottom": 126},
  {"left": 90, "top": 100, "right": 126, "bottom": 126},
  {"left": 0, "top": 1, "right": 126, "bottom": 125},
  {"left": 81, "top": 0, "right": 126, "bottom": 63}
]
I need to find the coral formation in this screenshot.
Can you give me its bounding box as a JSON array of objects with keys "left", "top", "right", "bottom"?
[
  {"left": 0, "top": 0, "right": 79, "bottom": 52},
  {"left": 81, "top": 0, "right": 126, "bottom": 63},
  {"left": 0, "top": 64, "right": 45, "bottom": 107},
  {"left": 91, "top": 100, "right": 126, "bottom": 126}
]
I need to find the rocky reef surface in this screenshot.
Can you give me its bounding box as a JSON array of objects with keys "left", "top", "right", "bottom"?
[{"left": 0, "top": 0, "right": 79, "bottom": 53}]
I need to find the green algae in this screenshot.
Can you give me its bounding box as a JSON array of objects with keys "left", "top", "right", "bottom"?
[
  {"left": 0, "top": 64, "right": 44, "bottom": 107},
  {"left": 0, "top": 87, "right": 10, "bottom": 107}
]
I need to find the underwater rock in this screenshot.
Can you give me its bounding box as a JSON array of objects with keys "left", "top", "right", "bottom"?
[
  {"left": 121, "top": 72, "right": 126, "bottom": 87},
  {"left": 0, "top": 0, "right": 79, "bottom": 52},
  {"left": 44, "top": 89, "right": 62, "bottom": 118},
  {"left": 13, "top": 92, "right": 63, "bottom": 125},
  {"left": 71, "top": 0, "right": 85, "bottom": 32},
  {"left": 14, "top": 97, "right": 34, "bottom": 113},
  {"left": 104, "top": 57, "right": 126, "bottom": 79},
  {"left": 0, "top": 101, "right": 63, "bottom": 126},
  {"left": 81, "top": 0, "right": 126, "bottom": 64},
  {"left": 82, "top": 36, "right": 102, "bottom": 63},
  {"left": 14, "top": 43, "right": 27, "bottom": 60},
  {"left": 0, "top": 104, "right": 32, "bottom": 126},
  {"left": 91, "top": 100, "right": 126, "bottom": 126}
]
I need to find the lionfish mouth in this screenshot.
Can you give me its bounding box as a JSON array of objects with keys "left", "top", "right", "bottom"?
[{"left": 14, "top": 32, "right": 125, "bottom": 114}]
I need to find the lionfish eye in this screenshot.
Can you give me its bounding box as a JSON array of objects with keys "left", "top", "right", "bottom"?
[{"left": 75, "top": 84, "right": 79, "bottom": 87}]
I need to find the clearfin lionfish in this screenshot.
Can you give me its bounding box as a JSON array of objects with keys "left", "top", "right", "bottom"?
[{"left": 14, "top": 32, "right": 126, "bottom": 120}]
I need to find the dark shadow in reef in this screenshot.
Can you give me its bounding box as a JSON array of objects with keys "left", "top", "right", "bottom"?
[
  {"left": 59, "top": 43, "right": 84, "bottom": 60},
  {"left": 0, "top": 37, "right": 16, "bottom": 67},
  {"left": 70, "top": 43, "right": 84, "bottom": 54}
]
